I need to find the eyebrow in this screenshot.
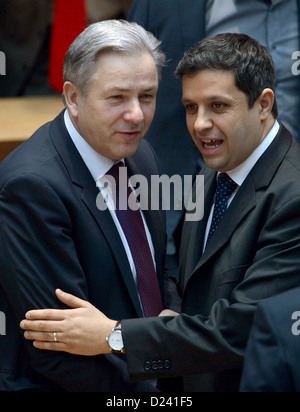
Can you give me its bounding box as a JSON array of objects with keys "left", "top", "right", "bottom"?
[
  {"left": 105, "top": 86, "right": 158, "bottom": 94},
  {"left": 182, "top": 95, "right": 236, "bottom": 105}
]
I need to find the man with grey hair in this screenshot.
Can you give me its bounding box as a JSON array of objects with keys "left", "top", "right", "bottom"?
[
  {"left": 21, "top": 32, "right": 300, "bottom": 393},
  {"left": 0, "top": 20, "right": 171, "bottom": 392}
]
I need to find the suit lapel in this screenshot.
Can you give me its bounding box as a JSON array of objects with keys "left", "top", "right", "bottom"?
[
  {"left": 80, "top": 181, "right": 144, "bottom": 318},
  {"left": 184, "top": 175, "right": 256, "bottom": 288},
  {"left": 180, "top": 169, "right": 216, "bottom": 290},
  {"left": 49, "top": 112, "right": 144, "bottom": 317},
  {"left": 184, "top": 124, "right": 292, "bottom": 287},
  {"left": 194, "top": 177, "right": 256, "bottom": 272}
]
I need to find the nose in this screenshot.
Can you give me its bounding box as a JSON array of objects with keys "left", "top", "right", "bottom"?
[
  {"left": 193, "top": 107, "right": 213, "bottom": 134},
  {"left": 123, "top": 99, "right": 144, "bottom": 125}
]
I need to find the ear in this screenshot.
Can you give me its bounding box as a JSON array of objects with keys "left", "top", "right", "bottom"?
[
  {"left": 258, "top": 88, "right": 275, "bottom": 120},
  {"left": 63, "top": 81, "right": 81, "bottom": 118}
]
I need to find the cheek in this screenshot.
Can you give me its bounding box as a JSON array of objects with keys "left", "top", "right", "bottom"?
[{"left": 186, "top": 115, "right": 196, "bottom": 137}]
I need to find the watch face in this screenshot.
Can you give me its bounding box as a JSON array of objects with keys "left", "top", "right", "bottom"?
[{"left": 108, "top": 330, "right": 124, "bottom": 351}]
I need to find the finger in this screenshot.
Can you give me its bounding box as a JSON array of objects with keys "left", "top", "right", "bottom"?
[
  {"left": 24, "top": 330, "right": 62, "bottom": 342},
  {"left": 24, "top": 309, "right": 66, "bottom": 321},
  {"left": 33, "top": 340, "right": 67, "bottom": 352},
  {"left": 159, "top": 309, "right": 180, "bottom": 317},
  {"left": 55, "top": 289, "right": 91, "bottom": 309},
  {"left": 20, "top": 319, "right": 63, "bottom": 333}
]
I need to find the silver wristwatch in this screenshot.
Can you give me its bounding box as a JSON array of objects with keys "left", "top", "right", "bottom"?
[{"left": 106, "top": 320, "right": 125, "bottom": 354}]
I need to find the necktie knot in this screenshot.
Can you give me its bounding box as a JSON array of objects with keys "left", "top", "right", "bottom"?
[
  {"left": 106, "top": 162, "right": 124, "bottom": 182},
  {"left": 206, "top": 173, "right": 238, "bottom": 247},
  {"left": 216, "top": 173, "right": 238, "bottom": 199}
]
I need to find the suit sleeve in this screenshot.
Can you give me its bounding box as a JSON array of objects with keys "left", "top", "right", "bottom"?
[
  {"left": 122, "top": 195, "right": 300, "bottom": 381},
  {"left": 240, "top": 303, "right": 291, "bottom": 392},
  {"left": 0, "top": 173, "right": 152, "bottom": 392}
]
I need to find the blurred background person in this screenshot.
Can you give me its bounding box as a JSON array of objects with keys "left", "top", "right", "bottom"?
[
  {"left": 128, "top": 0, "right": 300, "bottom": 278},
  {"left": 241, "top": 287, "right": 300, "bottom": 392},
  {"left": 0, "top": 0, "right": 133, "bottom": 96}
]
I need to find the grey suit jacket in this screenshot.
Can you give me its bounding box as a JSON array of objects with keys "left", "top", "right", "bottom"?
[{"left": 122, "top": 124, "right": 300, "bottom": 392}]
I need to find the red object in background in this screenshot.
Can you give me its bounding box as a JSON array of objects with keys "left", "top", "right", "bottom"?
[{"left": 49, "top": 0, "right": 87, "bottom": 93}]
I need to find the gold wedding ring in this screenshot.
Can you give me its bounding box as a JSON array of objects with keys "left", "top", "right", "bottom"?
[{"left": 53, "top": 332, "right": 58, "bottom": 343}]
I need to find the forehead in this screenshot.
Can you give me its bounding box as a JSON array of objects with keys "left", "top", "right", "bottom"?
[
  {"left": 94, "top": 51, "right": 158, "bottom": 88},
  {"left": 182, "top": 69, "right": 241, "bottom": 102}
]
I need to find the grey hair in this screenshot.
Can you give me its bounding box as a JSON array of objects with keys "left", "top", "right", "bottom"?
[{"left": 63, "top": 20, "right": 166, "bottom": 98}]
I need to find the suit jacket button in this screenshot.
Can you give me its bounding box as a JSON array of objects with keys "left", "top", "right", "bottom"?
[
  {"left": 157, "top": 360, "right": 164, "bottom": 369},
  {"left": 164, "top": 360, "right": 171, "bottom": 369},
  {"left": 144, "top": 361, "right": 152, "bottom": 371},
  {"left": 152, "top": 361, "right": 158, "bottom": 370}
]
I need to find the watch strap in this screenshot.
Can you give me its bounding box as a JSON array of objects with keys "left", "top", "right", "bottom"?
[{"left": 114, "top": 320, "right": 122, "bottom": 331}]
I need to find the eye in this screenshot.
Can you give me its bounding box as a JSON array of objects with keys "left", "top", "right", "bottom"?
[
  {"left": 185, "top": 104, "right": 198, "bottom": 114},
  {"left": 212, "top": 102, "right": 227, "bottom": 111},
  {"left": 107, "top": 95, "right": 124, "bottom": 105},
  {"left": 140, "top": 94, "right": 155, "bottom": 103}
]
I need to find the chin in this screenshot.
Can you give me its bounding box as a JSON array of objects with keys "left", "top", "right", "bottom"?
[
  {"left": 204, "top": 159, "right": 228, "bottom": 172},
  {"left": 114, "top": 147, "right": 139, "bottom": 161}
]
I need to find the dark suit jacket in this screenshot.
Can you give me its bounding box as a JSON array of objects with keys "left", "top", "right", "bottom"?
[
  {"left": 0, "top": 110, "right": 167, "bottom": 392},
  {"left": 128, "top": 0, "right": 300, "bottom": 249},
  {"left": 241, "top": 287, "right": 300, "bottom": 392},
  {"left": 122, "top": 125, "right": 300, "bottom": 392}
]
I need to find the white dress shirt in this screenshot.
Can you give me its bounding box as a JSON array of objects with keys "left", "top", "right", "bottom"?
[
  {"left": 203, "top": 121, "right": 280, "bottom": 251},
  {"left": 64, "top": 110, "right": 156, "bottom": 309}
]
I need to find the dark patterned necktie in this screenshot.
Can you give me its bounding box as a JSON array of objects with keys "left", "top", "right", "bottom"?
[
  {"left": 106, "top": 162, "right": 163, "bottom": 317},
  {"left": 206, "top": 173, "right": 238, "bottom": 246}
]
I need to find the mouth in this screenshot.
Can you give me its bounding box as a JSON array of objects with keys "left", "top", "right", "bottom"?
[
  {"left": 200, "top": 138, "right": 224, "bottom": 154},
  {"left": 117, "top": 130, "right": 142, "bottom": 141}
]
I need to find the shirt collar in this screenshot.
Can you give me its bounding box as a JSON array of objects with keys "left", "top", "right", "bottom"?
[
  {"left": 226, "top": 120, "right": 280, "bottom": 187},
  {"left": 64, "top": 109, "right": 123, "bottom": 182}
]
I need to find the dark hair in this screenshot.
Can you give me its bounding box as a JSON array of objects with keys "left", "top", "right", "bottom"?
[{"left": 175, "top": 33, "right": 278, "bottom": 118}]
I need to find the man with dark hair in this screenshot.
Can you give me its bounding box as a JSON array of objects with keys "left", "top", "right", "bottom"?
[
  {"left": 127, "top": 0, "right": 300, "bottom": 280},
  {"left": 176, "top": 33, "right": 279, "bottom": 118},
  {"left": 21, "top": 33, "right": 300, "bottom": 392}
]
